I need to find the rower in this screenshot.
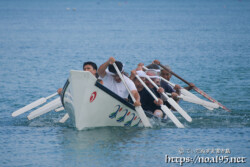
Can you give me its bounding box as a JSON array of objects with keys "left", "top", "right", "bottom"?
[
  {"left": 130, "top": 70, "right": 164, "bottom": 118},
  {"left": 98, "top": 57, "right": 141, "bottom": 107},
  {"left": 143, "top": 63, "right": 180, "bottom": 109},
  {"left": 153, "top": 60, "right": 195, "bottom": 91}
]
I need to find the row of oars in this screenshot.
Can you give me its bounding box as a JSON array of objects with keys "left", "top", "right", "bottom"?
[{"left": 12, "top": 63, "right": 229, "bottom": 128}]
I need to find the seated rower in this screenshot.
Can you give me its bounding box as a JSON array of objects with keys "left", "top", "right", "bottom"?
[
  {"left": 153, "top": 60, "right": 195, "bottom": 91},
  {"left": 145, "top": 68, "right": 179, "bottom": 109},
  {"left": 137, "top": 62, "right": 176, "bottom": 94},
  {"left": 130, "top": 70, "right": 164, "bottom": 118},
  {"left": 98, "top": 57, "right": 141, "bottom": 107}
]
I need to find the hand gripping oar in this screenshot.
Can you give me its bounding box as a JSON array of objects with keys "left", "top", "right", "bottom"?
[
  {"left": 27, "top": 97, "right": 62, "bottom": 120},
  {"left": 143, "top": 66, "right": 197, "bottom": 100},
  {"left": 158, "top": 63, "right": 231, "bottom": 112},
  {"left": 142, "top": 66, "right": 216, "bottom": 109},
  {"left": 159, "top": 76, "right": 195, "bottom": 97},
  {"left": 135, "top": 75, "right": 184, "bottom": 128},
  {"left": 145, "top": 64, "right": 220, "bottom": 110},
  {"left": 144, "top": 75, "right": 192, "bottom": 122},
  {"left": 158, "top": 74, "right": 219, "bottom": 109},
  {"left": 112, "top": 63, "right": 152, "bottom": 128},
  {"left": 12, "top": 92, "right": 58, "bottom": 117}
]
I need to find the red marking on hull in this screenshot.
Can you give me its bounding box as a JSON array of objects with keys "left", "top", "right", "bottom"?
[{"left": 90, "top": 91, "right": 97, "bottom": 103}]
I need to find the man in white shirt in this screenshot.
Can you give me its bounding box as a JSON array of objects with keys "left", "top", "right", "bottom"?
[{"left": 98, "top": 57, "right": 141, "bottom": 107}]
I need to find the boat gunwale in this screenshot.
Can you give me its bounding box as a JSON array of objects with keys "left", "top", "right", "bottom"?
[
  {"left": 94, "top": 81, "right": 136, "bottom": 111},
  {"left": 61, "top": 78, "right": 136, "bottom": 111}
]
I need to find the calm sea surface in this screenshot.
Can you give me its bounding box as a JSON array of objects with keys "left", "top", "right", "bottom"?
[{"left": 0, "top": 0, "right": 249, "bottom": 166}]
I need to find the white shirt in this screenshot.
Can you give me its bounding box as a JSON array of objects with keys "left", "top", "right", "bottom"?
[{"left": 101, "top": 73, "right": 137, "bottom": 98}]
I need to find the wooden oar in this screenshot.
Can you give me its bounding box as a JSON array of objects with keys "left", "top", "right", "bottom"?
[
  {"left": 145, "top": 75, "right": 192, "bottom": 122},
  {"left": 27, "top": 97, "right": 62, "bottom": 120},
  {"left": 159, "top": 77, "right": 193, "bottom": 97},
  {"left": 135, "top": 75, "right": 184, "bottom": 128},
  {"left": 112, "top": 63, "right": 152, "bottom": 128},
  {"left": 59, "top": 113, "right": 69, "bottom": 123},
  {"left": 158, "top": 63, "right": 231, "bottom": 112},
  {"left": 12, "top": 92, "right": 58, "bottom": 117}
]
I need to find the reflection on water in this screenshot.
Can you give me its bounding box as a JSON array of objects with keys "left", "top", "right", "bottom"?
[
  {"left": 60, "top": 127, "right": 152, "bottom": 166},
  {"left": 58, "top": 127, "right": 250, "bottom": 166}
]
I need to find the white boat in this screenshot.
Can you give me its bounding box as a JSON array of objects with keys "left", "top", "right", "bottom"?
[
  {"left": 61, "top": 70, "right": 145, "bottom": 130},
  {"left": 12, "top": 68, "right": 221, "bottom": 129}
]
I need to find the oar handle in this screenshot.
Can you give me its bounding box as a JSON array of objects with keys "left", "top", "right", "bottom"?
[
  {"left": 145, "top": 76, "right": 167, "bottom": 98},
  {"left": 160, "top": 77, "right": 175, "bottom": 87},
  {"left": 135, "top": 75, "right": 158, "bottom": 101},
  {"left": 143, "top": 66, "right": 176, "bottom": 87},
  {"left": 112, "top": 63, "right": 136, "bottom": 102},
  {"left": 158, "top": 63, "right": 191, "bottom": 86}
]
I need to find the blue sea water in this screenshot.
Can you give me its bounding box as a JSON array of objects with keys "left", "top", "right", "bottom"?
[{"left": 0, "top": 0, "right": 249, "bottom": 166}]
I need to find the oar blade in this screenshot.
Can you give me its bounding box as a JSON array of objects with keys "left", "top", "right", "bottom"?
[
  {"left": 135, "top": 106, "right": 152, "bottom": 128},
  {"left": 180, "top": 88, "right": 198, "bottom": 98},
  {"left": 161, "top": 105, "right": 184, "bottom": 128},
  {"left": 159, "top": 63, "right": 230, "bottom": 112},
  {"left": 12, "top": 98, "right": 46, "bottom": 117},
  {"left": 55, "top": 106, "right": 64, "bottom": 112},
  {"left": 181, "top": 95, "right": 219, "bottom": 109},
  {"left": 167, "top": 97, "right": 192, "bottom": 122},
  {"left": 193, "top": 87, "right": 231, "bottom": 112},
  {"left": 27, "top": 97, "right": 62, "bottom": 120},
  {"left": 59, "top": 113, "right": 69, "bottom": 123}
]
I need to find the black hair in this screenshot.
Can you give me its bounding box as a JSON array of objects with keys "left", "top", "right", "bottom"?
[
  {"left": 83, "top": 61, "right": 97, "bottom": 70},
  {"left": 146, "top": 64, "right": 160, "bottom": 70},
  {"left": 108, "top": 61, "right": 123, "bottom": 74}
]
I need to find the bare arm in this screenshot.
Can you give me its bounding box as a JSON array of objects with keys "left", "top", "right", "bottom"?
[
  {"left": 97, "top": 57, "right": 115, "bottom": 78},
  {"left": 174, "top": 84, "right": 181, "bottom": 95},
  {"left": 129, "top": 70, "right": 136, "bottom": 80},
  {"left": 131, "top": 90, "right": 141, "bottom": 107},
  {"left": 136, "top": 63, "right": 144, "bottom": 71}
]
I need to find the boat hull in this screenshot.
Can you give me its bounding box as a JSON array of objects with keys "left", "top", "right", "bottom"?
[{"left": 62, "top": 70, "right": 143, "bottom": 130}]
